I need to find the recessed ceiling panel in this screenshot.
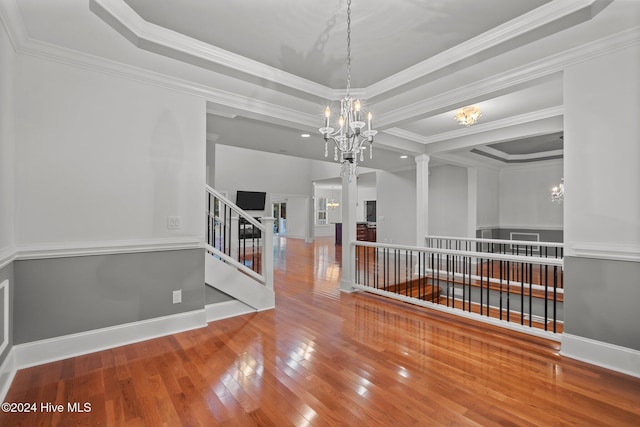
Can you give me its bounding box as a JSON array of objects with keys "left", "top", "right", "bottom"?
[
  {"left": 488, "top": 132, "right": 563, "bottom": 155},
  {"left": 124, "top": 0, "right": 550, "bottom": 88}
]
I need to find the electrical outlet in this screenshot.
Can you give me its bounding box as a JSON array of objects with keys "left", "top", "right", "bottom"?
[
  {"left": 172, "top": 290, "right": 182, "bottom": 304},
  {"left": 167, "top": 216, "right": 183, "bottom": 229}
]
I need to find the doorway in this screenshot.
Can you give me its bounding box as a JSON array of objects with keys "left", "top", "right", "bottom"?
[{"left": 272, "top": 202, "right": 287, "bottom": 236}]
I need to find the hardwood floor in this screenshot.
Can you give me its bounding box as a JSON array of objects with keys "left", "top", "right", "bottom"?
[{"left": 2, "top": 237, "right": 639, "bottom": 426}]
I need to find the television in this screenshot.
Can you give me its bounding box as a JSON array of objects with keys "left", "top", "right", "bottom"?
[{"left": 236, "top": 190, "right": 266, "bottom": 211}]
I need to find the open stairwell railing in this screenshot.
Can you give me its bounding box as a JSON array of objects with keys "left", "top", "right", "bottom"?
[
  {"left": 205, "top": 185, "right": 273, "bottom": 288},
  {"left": 353, "top": 240, "right": 564, "bottom": 339},
  {"left": 426, "top": 235, "right": 564, "bottom": 259}
]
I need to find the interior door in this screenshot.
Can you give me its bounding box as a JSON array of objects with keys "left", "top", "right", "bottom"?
[{"left": 272, "top": 202, "right": 287, "bottom": 236}]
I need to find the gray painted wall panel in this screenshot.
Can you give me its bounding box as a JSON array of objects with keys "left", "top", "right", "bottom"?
[
  {"left": 564, "top": 256, "right": 640, "bottom": 351},
  {"left": 477, "top": 228, "right": 563, "bottom": 243},
  {"left": 0, "top": 262, "right": 13, "bottom": 365},
  {"left": 14, "top": 249, "right": 204, "bottom": 344}
]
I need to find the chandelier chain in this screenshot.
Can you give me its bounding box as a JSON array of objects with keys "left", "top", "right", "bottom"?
[
  {"left": 346, "top": 0, "right": 351, "bottom": 95},
  {"left": 318, "top": 0, "right": 376, "bottom": 181}
]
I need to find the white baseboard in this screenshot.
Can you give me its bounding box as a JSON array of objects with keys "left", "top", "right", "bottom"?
[
  {"left": 561, "top": 333, "right": 640, "bottom": 378},
  {"left": 0, "top": 348, "right": 16, "bottom": 402},
  {"left": 206, "top": 300, "right": 255, "bottom": 322},
  {"left": 13, "top": 309, "right": 206, "bottom": 371}
]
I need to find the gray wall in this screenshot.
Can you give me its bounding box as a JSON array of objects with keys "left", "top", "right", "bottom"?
[
  {"left": 564, "top": 256, "right": 640, "bottom": 351},
  {"left": 376, "top": 169, "right": 416, "bottom": 245},
  {"left": 0, "top": 263, "right": 13, "bottom": 366},
  {"left": 477, "top": 228, "right": 563, "bottom": 243},
  {"left": 14, "top": 249, "right": 204, "bottom": 344}
]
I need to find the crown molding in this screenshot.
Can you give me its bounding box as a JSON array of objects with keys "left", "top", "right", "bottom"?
[
  {"left": 430, "top": 152, "right": 498, "bottom": 170},
  {"left": 205, "top": 106, "right": 237, "bottom": 119},
  {"left": 0, "top": 0, "right": 26, "bottom": 52},
  {"left": 377, "top": 26, "right": 640, "bottom": 129},
  {"left": 384, "top": 106, "right": 564, "bottom": 145},
  {"left": 89, "top": 0, "right": 335, "bottom": 101},
  {"left": 3, "top": 0, "right": 640, "bottom": 139},
  {"left": 366, "top": 0, "right": 598, "bottom": 99},
  {"left": 0, "top": 19, "right": 318, "bottom": 130},
  {"left": 206, "top": 133, "right": 220, "bottom": 142},
  {"left": 472, "top": 146, "right": 563, "bottom": 163}
]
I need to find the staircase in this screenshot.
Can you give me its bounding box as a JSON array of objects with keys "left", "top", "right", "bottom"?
[
  {"left": 204, "top": 185, "right": 275, "bottom": 318},
  {"left": 384, "top": 278, "right": 441, "bottom": 302}
]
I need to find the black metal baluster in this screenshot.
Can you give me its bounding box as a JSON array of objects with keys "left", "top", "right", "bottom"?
[
  {"left": 544, "top": 263, "right": 549, "bottom": 331},
  {"left": 499, "top": 260, "right": 504, "bottom": 321},
  {"left": 506, "top": 260, "right": 511, "bottom": 322},
  {"left": 553, "top": 265, "right": 558, "bottom": 333},
  {"left": 468, "top": 256, "right": 472, "bottom": 313},
  {"left": 520, "top": 261, "right": 525, "bottom": 326},
  {"left": 528, "top": 262, "right": 533, "bottom": 327}
]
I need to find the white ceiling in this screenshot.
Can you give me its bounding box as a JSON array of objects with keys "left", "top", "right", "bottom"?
[
  {"left": 122, "top": 0, "right": 551, "bottom": 88},
  {"left": 6, "top": 0, "right": 639, "bottom": 173}
]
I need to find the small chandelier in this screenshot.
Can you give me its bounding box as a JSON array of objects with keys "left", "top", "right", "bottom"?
[
  {"left": 454, "top": 106, "right": 482, "bottom": 126},
  {"left": 551, "top": 179, "right": 564, "bottom": 204},
  {"left": 319, "top": 0, "right": 377, "bottom": 180},
  {"left": 327, "top": 187, "right": 340, "bottom": 209}
]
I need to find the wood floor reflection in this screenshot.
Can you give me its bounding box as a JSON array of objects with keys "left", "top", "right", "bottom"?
[{"left": 2, "top": 237, "right": 639, "bottom": 426}]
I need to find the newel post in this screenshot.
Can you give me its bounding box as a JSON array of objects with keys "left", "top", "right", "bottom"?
[
  {"left": 230, "top": 214, "right": 239, "bottom": 259},
  {"left": 261, "top": 217, "right": 275, "bottom": 291}
]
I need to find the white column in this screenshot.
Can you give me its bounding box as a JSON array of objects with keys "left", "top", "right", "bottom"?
[
  {"left": 340, "top": 172, "right": 357, "bottom": 292},
  {"left": 206, "top": 141, "right": 216, "bottom": 187},
  {"left": 261, "top": 216, "right": 275, "bottom": 291},
  {"left": 467, "top": 166, "right": 478, "bottom": 238},
  {"left": 415, "top": 154, "right": 430, "bottom": 247},
  {"left": 306, "top": 182, "right": 315, "bottom": 243}
]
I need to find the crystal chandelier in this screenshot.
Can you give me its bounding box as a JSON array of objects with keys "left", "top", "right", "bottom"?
[
  {"left": 454, "top": 106, "right": 482, "bottom": 126},
  {"left": 319, "top": 0, "right": 377, "bottom": 180},
  {"left": 551, "top": 179, "right": 564, "bottom": 204}
]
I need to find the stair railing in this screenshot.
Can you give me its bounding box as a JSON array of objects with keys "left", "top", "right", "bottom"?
[
  {"left": 205, "top": 185, "right": 274, "bottom": 290},
  {"left": 425, "top": 235, "right": 563, "bottom": 259},
  {"left": 353, "top": 240, "right": 563, "bottom": 339}
]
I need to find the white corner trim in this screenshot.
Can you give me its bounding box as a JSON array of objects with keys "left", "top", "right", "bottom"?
[
  {"left": 0, "top": 348, "right": 16, "bottom": 402},
  {"left": 561, "top": 334, "right": 640, "bottom": 378},
  {"left": 0, "top": 249, "right": 17, "bottom": 270},
  {"left": 13, "top": 309, "right": 206, "bottom": 371},
  {"left": 567, "top": 243, "right": 640, "bottom": 262},
  {"left": 205, "top": 300, "right": 255, "bottom": 323},
  {"left": 15, "top": 237, "right": 203, "bottom": 261},
  {"left": 0, "top": 280, "right": 8, "bottom": 358}
]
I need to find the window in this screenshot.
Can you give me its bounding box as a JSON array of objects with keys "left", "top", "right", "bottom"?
[{"left": 316, "top": 197, "right": 327, "bottom": 225}]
